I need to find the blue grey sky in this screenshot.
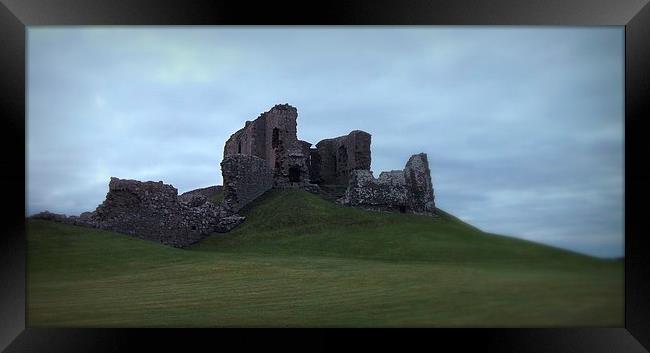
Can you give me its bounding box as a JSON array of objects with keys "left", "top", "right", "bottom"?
[{"left": 27, "top": 27, "right": 624, "bottom": 258}]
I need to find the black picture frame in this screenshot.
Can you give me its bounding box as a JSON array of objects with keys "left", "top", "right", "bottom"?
[{"left": 1, "top": 0, "right": 649, "bottom": 352}]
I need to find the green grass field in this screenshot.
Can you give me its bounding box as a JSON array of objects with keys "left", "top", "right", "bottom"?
[{"left": 27, "top": 189, "right": 623, "bottom": 327}]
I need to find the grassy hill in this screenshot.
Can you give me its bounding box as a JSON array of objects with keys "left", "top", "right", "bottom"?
[{"left": 27, "top": 189, "right": 623, "bottom": 327}]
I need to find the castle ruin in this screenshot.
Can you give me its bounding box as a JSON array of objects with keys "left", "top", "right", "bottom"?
[
  {"left": 220, "top": 104, "right": 372, "bottom": 191},
  {"left": 31, "top": 104, "right": 436, "bottom": 247}
]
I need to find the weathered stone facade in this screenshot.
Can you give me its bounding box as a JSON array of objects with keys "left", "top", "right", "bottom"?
[
  {"left": 403, "top": 153, "right": 436, "bottom": 213},
  {"left": 223, "top": 104, "right": 373, "bottom": 193},
  {"left": 178, "top": 185, "right": 223, "bottom": 205},
  {"left": 221, "top": 154, "right": 274, "bottom": 212},
  {"left": 338, "top": 153, "right": 435, "bottom": 214},
  {"left": 311, "top": 130, "right": 372, "bottom": 185},
  {"left": 32, "top": 177, "right": 244, "bottom": 247},
  {"left": 223, "top": 104, "right": 314, "bottom": 188}
]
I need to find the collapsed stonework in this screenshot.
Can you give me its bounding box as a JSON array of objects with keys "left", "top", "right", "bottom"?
[
  {"left": 32, "top": 178, "right": 244, "bottom": 247},
  {"left": 178, "top": 185, "right": 223, "bottom": 205},
  {"left": 338, "top": 153, "right": 435, "bottom": 214}
]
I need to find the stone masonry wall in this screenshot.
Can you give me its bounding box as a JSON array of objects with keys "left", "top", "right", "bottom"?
[
  {"left": 31, "top": 177, "right": 245, "bottom": 248},
  {"left": 313, "top": 130, "right": 372, "bottom": 185},
  {"left": 404, "top": 153, "right": 436, "bottom": 213},
  {"left": 221, "top": 154, "right": 274, "bottom": 212},
  {"left": 340, "top": 169, "right": 409, "bottom": 212},
  {"left": 339, "top": 153, "right": 435, "bottom": 214},
  {"left": 223, "top": 104, "right": 313, "bottom": 187},
  {"left": 178, "top": 185, "right": 223, "bottom": 206}
]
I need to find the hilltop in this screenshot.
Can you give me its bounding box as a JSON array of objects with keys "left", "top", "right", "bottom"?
[{"left": 192, "top": 190, "right": 605, "bottom": 266}]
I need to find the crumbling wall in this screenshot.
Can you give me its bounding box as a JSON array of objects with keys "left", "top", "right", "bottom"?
[
  {"left": 264, "top": 104, "right": 299, "bottom": 180},
  {"left": 223, "top": 104, "right": 314, "bottom": 188},
  {"left": 223, "top": 105, "right": 370, "bottom": 191},
  {"left": 223, "top": 119, "right": 266, "bottom": 159},
  {"left": 297, "top": 140, "right": 313, "bottom": 183},
  {"left": 312, "top": 130, "right": 372, "bottom": 185},
  {"left": 31, "top": 177, "right": 245, "bottom": 247},
  {"left": 340, "top": 170, "right": 409, "bottom": 212},
  {"left": 404, "top": 153, "right": 435, "bottom": 213},
  {"left": 221, "top": 154, "right": 274, "bottom": 212},
  {"left": 339, "top": 153, "right": 435, "bottom": 214},
  {"left": 178, "top": 185, "right": 223, "bottom": 206}
]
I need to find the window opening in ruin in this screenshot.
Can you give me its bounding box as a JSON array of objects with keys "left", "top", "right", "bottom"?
[
  {"left": 289, "top": 166, "right": 301, "bottom": 182},
  {"left": 272, "top": 128, "right": 280, "bottom": 148},
  {"left": 238, "top": 140, "right": 242, "bottom": 153},
  {"left": 399, "top": 206, "right": 406, "bottom": 213},
  {"left": 191, "top": 225, "right": 197, "bottom": 230}
]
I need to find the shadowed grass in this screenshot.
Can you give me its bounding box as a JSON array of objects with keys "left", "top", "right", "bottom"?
[{"left": 27, "top": 189, "right": 623, "bottom": 327}]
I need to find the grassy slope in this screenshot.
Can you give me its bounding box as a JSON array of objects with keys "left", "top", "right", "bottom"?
[{"left": 27, "top": 190, "right": 623, "bottom": 327}]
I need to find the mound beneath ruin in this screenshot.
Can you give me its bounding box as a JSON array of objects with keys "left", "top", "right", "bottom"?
[{"left": 190, "top": 189, "right": 603, "bottom": 265}]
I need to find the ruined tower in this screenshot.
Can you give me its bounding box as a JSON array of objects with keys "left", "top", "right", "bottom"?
[
  {"left": 221, "top": 103, "right": 433, "bottom": 216},
  {"left": 223, "top": 104, "right": 313, "bottom": 187}
]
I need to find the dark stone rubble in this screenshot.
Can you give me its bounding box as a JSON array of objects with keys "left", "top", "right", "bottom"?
[
  {"left": 338, "top": 153, "right": 435, "bottom": 214},
  {"left": 31, "top": 177, "right": 244, "bottom": 247}
]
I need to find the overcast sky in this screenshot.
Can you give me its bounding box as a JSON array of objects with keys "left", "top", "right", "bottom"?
[{"left": 27, "top": 27, "right": 624, "bottom": 258}]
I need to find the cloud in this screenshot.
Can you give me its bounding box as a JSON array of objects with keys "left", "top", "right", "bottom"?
[{"left": 27, "top": 27, "right": 624, "bottom": 258}]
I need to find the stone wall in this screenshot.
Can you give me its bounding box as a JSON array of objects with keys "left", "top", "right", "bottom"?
[
  {"left": 223, "top": 119, "right": 266, "bottom": 159},
  {"left": 312, "top": 130, "right": 372, "bottom": 185},
  {"left": 404, "top": 153, "right": 435, "bottom": 213},
  {"left": 178, "top": 185, "right": 223, "bottom": 206},
  {"left": 340, "top": 170, "right": 409, "bottom": 212},
  {"left": 31, "top": 177, "right": 245, "bottom": 247},
  {"left": 221, "top": 154, "right": 274, "bottom": 212},
  {"left": 339, "top": 153, "right": 435, "bottom": 215},
  {"left": 223, "top": 104, "right": 315, "bottom": 188}
]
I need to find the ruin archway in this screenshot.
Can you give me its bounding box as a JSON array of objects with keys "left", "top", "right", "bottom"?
[{"left": 289, "top": 165, "right": 301, "bottom": 182}]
